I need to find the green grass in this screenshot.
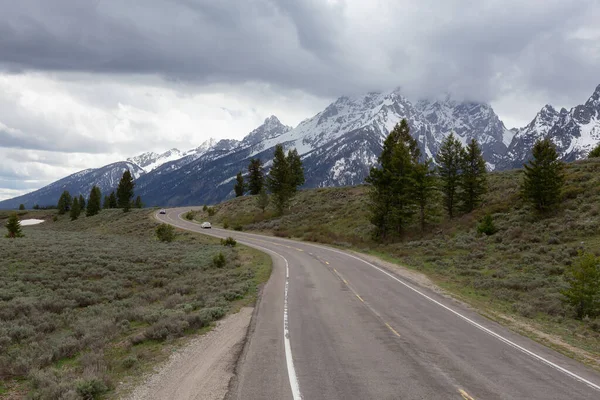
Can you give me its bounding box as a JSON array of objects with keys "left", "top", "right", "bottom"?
[
  {"left": 0, "top": 208, "right": 271, "bottom": 399},
  {"left": 199, "top": 158, "right": 600, "bottom": 367}
]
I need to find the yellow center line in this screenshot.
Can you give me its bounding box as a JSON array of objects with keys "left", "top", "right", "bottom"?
[
  {"left": 333, "top": 268, "right": 338, "bottom": 273},
  {"left": 325, "top": 261, "right": 330, "bottom": 265},
  {"left": 385, "top": 323, "right": 401, "bottom": 337},
  {"left": 459, "top": 389, "right": 475, "bottom": 400},
  {"left": 295, "top": 248, "right": 304, "bottom": 252},
  {"left": 355, "top": 294, "right": 365, "bottom": 302},
  {"left": 343, "top": 279, "right": 348, "bottom": 284}
]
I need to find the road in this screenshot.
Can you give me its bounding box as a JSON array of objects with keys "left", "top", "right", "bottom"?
[{"left": 158, "top": 208, "right": 600, "bottom": 400}]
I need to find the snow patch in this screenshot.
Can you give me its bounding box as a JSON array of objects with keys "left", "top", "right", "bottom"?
[{"left": 20, "top": 219, "right": 45, "bottom": 226}]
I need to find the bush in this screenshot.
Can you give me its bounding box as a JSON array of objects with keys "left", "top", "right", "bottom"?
[
  {"left": 212, "top": 252, "right": 226, "bottom": 268},
  {"left": 184, "top": 210, "right": 195, "bottom": 221},
  {"left": 477, "top": 214, "right": 498, "bottom": 236},
  {"left": 207, "top": 207, "right": 216, "bottom": 217},
  {"left": 562, "top": 252, "right": 600, "bottom": 319},
  {"left": 221, "top": 237, "right": 237, "bottom": 247},
  {"left": 233, "top": 224, "right": 243, "bottom": 231},
  {"left": 156, "top": 223, "right": 176, "bottom": 242},
  {"left": 76, "top": 379, "right": 108, "bottom": 399},
  {"left": 202, "top": 205, "right": 208, "bottom": 212},
  {"left": 223, "top": 221, "right": 230, "bottom": 229}
]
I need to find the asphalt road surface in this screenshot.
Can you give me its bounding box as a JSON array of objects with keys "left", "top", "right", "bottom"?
[{"left": 157, "top": 208, "right": 600, "bottom": 400}]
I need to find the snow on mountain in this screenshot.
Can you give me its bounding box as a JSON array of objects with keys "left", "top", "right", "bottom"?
[{"left": 128, "top": 148, "right": 183, "bottom": 172}]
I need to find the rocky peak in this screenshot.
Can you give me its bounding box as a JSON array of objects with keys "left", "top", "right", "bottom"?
[{"left": 242, "top": 115, "right": 292, "bottom": 147}]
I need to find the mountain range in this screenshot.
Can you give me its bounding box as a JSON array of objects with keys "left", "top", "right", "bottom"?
[{"left": 1, "top": 84, "right": 599, "bottom": 209}]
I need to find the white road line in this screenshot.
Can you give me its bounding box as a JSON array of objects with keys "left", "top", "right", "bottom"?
[
  {"left": 202, "top": 226, "right": 600, "bottom": 392},
  {"left": 163, "top": 211, "right": 303, "bottom": 400}
]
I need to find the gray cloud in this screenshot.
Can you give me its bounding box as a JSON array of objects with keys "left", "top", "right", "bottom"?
[{"left": 0, "top": 0, "right": 598, "bottom": 104}]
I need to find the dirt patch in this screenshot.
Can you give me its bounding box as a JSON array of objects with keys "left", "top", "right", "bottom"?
[{"left": 123, "top": 307, "right": 253, "bottom": 400}]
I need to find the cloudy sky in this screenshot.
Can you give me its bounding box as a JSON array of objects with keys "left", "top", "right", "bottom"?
[{"left": 1, "top": 0, "right": 599, "bottom": 200}]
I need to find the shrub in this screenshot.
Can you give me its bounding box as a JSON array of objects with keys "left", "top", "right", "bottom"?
[
  {"left": 233, "top": 224, "right": 243, "bottom": 231},
  {"left": 207, "top": 207, "right": 216, "bottom": 217},
  {"left": 477, "top": 214, "right": 498, "bottom": 236},
  {"left": 184, "top": 210, "right": 195, "bottom": 221},
  {"left": 202, "top": 205, "right": 208, "bottom": 212},
  {"left": 76, "top": 378, "right": 108, "bottom": 399},
  {"left": 121, "top": 355, "right": 138, "bottom": 369},
  {"left": 212, "top": 252, "right": 226, "bottom": 268},
  {"left": 223, "top": 221, "right": 230, "bottom": 229},
  {"left": 562, "top": 252, "right": 600, "bottom": 319},
  {"left": 156, "top": 223, "right": 176, "bottom": 242},
  {"left": 221, "top": 237, "right": 237, "bottom": 247}
]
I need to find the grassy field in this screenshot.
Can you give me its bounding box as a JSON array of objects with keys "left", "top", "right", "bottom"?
[
  {"left": 0, "top": 209, "right": 271, "bottom": 399},
  {"left": 194, "top": 158, "right": 600, "bottom": 366}
]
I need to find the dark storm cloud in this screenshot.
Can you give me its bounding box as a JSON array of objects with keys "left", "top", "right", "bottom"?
[
  {"left": 0, "top": 0, "right": 599, "bottom": 103},
  {"left": 0, "top": 126, "right": 111, "bottom": 154}
]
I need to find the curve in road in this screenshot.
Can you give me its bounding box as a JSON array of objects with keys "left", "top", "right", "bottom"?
[{"left": 158, "top": 208, "right": 600, "bottom": 400}]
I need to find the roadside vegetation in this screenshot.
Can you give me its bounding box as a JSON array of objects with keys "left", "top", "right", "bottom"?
[
  {"left": 197, "top": 142, "right": 600, "bottom": 366},
  {"left": 0, "top": 209, "right": 271, "bottom": 399}
]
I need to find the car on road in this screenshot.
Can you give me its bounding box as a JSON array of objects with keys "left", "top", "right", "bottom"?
[
  {"left": 201, "top": 222, "right": 212, "bottom": 229},
  {"left": 159, "top": 209, "right": 166, "bottom": 214}
]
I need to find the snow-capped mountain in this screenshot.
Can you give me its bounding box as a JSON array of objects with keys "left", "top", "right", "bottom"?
[
  {"left": 128, "top": 148, "right": 183, "bottom": 172},
  {"left": 0, "top": 162, "right": 145, "bottom": 209},
  {"left": 2, "top": 84, "right": 599, "bottom": 209}
]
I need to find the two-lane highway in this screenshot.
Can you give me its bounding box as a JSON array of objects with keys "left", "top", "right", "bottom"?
[{"left": 158, "top": 208, "right": 600, "bottom": 399}]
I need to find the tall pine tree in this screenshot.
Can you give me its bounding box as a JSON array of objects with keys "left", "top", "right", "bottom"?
[
  {"left": 103, "top": 195, "right": 110, "bottom": 210},
  {"left": 521, "top": 139, "right": 564, "bottom": 213},
  {"left": 70, "top": 197, "right": 81, "bottom": 221},
  {"left": 117, "top": 170, "right": 135, "bottom": 212},
  {"left": 437, "top": 133, "right": 464, "bottom": 219},
  {"left": 234, "top": 172, "right": 245, "bottom": 197},
  {"left": 109, "top": 191, "right": 118, "bottom": 208},
  {"left": 78, "top": 194, "right": 86, "bottom": 211},
  {"left": 287, "top": 149, "right": 305, "bottom": 194},
  {"left": 135, "top": 196, "right": 143, "bottom": 208},
  {"left": 86, "top": 186, "right": 102, "bottom": 217},
  {"left": 459, "top": 139, "right": 487, "bottom": 213},
  {"left": 5, "top": 213, "right": 24, "bottom": 238},
  {"left": 57, "top": 191, "right": 72, "bottom": 215},
  {"left": 257, "top": 187, "right": 269, "bottom": 212},
  {"left": 366, "top": 119, "right": 419, "bottom": 239},
  {"left": 411, "top": 159, "right": 438, "bottom": 235},
  {"left": 247, "top": 159, "right": 264, "bottom": 195},
  {"left": 267, "top": 144, "right": 292, "bottom": 215}
]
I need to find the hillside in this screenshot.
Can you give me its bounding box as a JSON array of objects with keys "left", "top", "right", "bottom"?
[
  {"left": 0, "top": 209, "right": 270, "bottom": 398},
  {"left": 196, "top": 158, "right": 600, "bottom": 366}
]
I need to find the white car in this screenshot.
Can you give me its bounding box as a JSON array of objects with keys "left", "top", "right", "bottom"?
[
  {"left": 159, "top": 209, "right": 166, "bottom": 215},
  {"left": 201, "top": 222, "right": 212, "bottom": 229}
]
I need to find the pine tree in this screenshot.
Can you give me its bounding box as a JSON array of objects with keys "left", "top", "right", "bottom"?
[
  {"left": 234, "top": 172, "right": 245, "bottom": 197},
  {"left": 589, "top": 143, "right": 600, "bottom": 158},
  {"left": 18, "top": 204, "right": 25, "bottom": 210},
  {"left": 117, "top": 170, "right": 135, "bottom": 212},
  {"left": 459, "top": 139, "right": 487, "bottom": 213},
  {"left": 257, "top": 187, "right": 269, "bottom": 212},
  {"left": 79, "top": 194, "right": 86, "bottom": 211},
  {"left": 5, "top": 213, "right": 24, "bottom": 238},
  {"left": 437, "top": 133, "right": 464, "bottom": 218},
  {"left": 521, "top": 139, "right": 564, "bottom": 213},
  {"left": 267, "top": 144, "right": 292, "bottom": 215},
  {"left": 287, "top": 149, "right": 305, "bottom": 193},
  {"left": 86, "top": 186, "right": 102, "bottom": 217},
  {"left": 366, "top": 119, "right": 420, "bottom": 239},
  {"left": 247, "top": 158, "right": 264, "bottom": 195},
  {"left": 57, "top": 191, "right": 72, "bottom": 215},
  {"left": 411, "top": 159, "right": 438, "bottom": 235},
  {"left": 562, "top": 253, "right": 600, "bottom": 319},
  {"left": 109, "top": 191, "right": 117, "bottom": 208},
  {"left": 103, "top": 195, "right": 110, "bottom": 210},
  {"left": 70, "top": 197, "right": 81, "bottom": 221},
  {"left": 134, "top": 196, "right": 143, "bottom": 209}
]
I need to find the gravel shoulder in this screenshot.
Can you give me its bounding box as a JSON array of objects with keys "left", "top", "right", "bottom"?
[{"left": 123, "top": 307, "right": 253, "bottom": 400}]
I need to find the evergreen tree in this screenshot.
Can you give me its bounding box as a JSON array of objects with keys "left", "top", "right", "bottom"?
[
  {"left": 79, "top": 194, "right": 86, "bottom": 211},
  {"left": 459, "top": 139, "right": 487, "bottom": 213},
  {"left": 70, "top": 197, "right": 81, "bottom": 221},
  {"left": 437, "top": 133, "right": 464, "bottom": 218},
  {"left": 109, "top": 191, "right": 118, "bottom": 208},
  {"left": 18, "top": 204, "right": 25, "bottom": 210},
  {"left": 103, "top": 195, "right": 110, "bottom": 210},
  {"left": 117, "top": 170, "right": 135, "bottom": 212},
  {"left": 86, "top": 186, "right": 102, "bottom": 217},
  {"left": 5, "top": 213, "right": 24, "bottom": 238},
  {"left": 247, "top": 158, "right": 264, "bottom": 195},
  {"left": 589, "top": 143, "right": 600, "bottom": 158},
  {"left": 562, "top": 253, "right": 600, "bottom": 319},
  {"left": 411, "top": 159, "right": 438, "bottom": 235},
  {"left": 57, "top": 190, "right": 72, "bottom": 215},
  {"left": 365, "top": 119, "right": 420, "bottom": 239},
  {"left": 234, "top": 172, "right": 246, "bottom": 197},
  {"left": 521, "top": 139, "right": 564, "bottom": 213},
  {"left": 267, "top": 144, "right": 292, "bottom": 214},
  {"left": 257, "top": 187, "right": 269, "bottom": 212},
  {"left": 135, "top": 196, "right": 143, "bottom": 209},
  {"left": 287, "top": 149, "right": 305, "bottom": 193}
]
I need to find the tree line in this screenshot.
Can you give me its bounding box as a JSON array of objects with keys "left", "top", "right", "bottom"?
[
  {"left": 56, "top": 170, "right": 142, "bottom": 221},
  {"left": 233, "top": 144, "right": 304, "bottom": 215},
  {"left": 366, "top": 119, "right": 577, "bottom": 241}
]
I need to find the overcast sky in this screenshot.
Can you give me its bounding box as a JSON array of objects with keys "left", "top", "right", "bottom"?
[{"left": 1, "top": 0, "right": 599, "bottom": 200}]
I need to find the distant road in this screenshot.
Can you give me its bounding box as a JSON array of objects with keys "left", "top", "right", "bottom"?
[{"left": 158, "top": 208, "right": 600, "bottom": 400}]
